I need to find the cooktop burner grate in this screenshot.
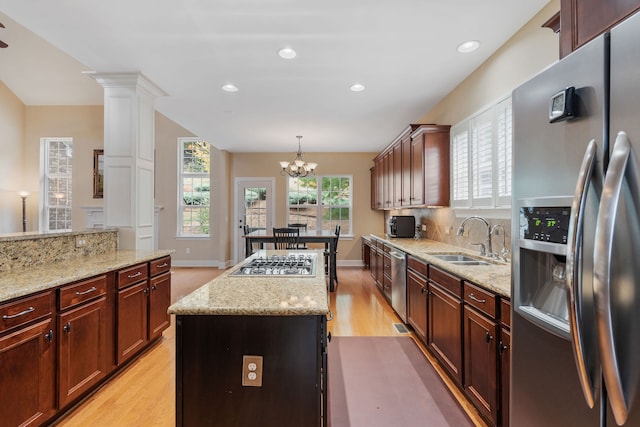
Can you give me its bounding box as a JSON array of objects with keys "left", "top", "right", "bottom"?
[{"left": 231, "top": 253, "right": 317, "bottom": 277}]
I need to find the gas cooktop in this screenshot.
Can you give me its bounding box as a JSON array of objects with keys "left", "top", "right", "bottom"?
[{"left": 231, "top": 253, "right": 317, "bottom": 277}]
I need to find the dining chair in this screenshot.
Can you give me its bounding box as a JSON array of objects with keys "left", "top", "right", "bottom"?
[
  {"left": 287, "top": 223, "right": 308, "bottom": 249},
  {"left": 324, "top": 225, "right": 341, "bottom": 287},
  {"left": 273, "top": 227, "right": 300, "bottom": 250}
]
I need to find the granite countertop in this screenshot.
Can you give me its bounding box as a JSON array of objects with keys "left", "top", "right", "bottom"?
[
  {"left": 369, "top": 235, "right": 511, "bottom": 298},
  {"left": 168, "top": 250, "right": 329, "bottom": 316},
  {"left": 0, "top": 249, "right": 174, "bottom": 303}
]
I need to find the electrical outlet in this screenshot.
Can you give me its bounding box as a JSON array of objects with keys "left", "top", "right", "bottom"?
[
  {"left": 421, "top": 224, "right": 427, "bottom": 231},
  {"left": 444, "top": 226, "right": 451, "bottom": 235},
  {"left": 75, "top": 238, "right": 87, "bottom": 247},
  {"left": 242, "top": 355, "right": 263, "bottom": 387},
  {"left": 185, "top": 247, "right": 190, "bottom": 254}
]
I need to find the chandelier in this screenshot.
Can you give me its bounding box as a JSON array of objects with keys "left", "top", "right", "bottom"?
[{"left": 279, "top": 136, "right": 318, "bottom": 178}]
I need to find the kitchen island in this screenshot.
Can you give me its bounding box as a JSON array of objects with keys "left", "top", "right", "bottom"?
[{"left": 169, "top": 250, "right": 330, "bottom": 427}]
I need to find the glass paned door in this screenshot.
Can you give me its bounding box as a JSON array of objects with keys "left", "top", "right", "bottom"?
[{"left": 236, "top": 179, "right": 273, "bottom": 262}]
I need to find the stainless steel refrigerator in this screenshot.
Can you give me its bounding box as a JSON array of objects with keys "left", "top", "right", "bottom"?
[{"left": 511, "top": 11, "right": 640, "bottom": 427}]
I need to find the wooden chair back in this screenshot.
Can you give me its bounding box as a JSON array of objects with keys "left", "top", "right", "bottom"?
[{"left": 273, "top": 227, "right": 300, "bottom": 250}]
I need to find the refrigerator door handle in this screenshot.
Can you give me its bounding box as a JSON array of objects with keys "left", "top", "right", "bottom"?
[
  {"left": 566, "top": 139, "right": 602, "bottom": 409},
  {"left": 594, "top": 131, "right": 640, "bottom": 426}
]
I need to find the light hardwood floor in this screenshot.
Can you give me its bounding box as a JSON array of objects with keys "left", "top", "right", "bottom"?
[{"left": 55, "top": 266, "right": 487, "bottom": 427}]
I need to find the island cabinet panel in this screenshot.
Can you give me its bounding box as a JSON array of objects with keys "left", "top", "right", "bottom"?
[
  {"left": 427, "top": 265, "right": 463, "bottom": 385},
  {"left": 0, "top": 317, "right": 56, "bottom": 427},
  {"left": 57, "top": 296, "right": 109, "bottom": 408},
  {"left": 176, "top": 315, "right": 326, "bottom": 427}
]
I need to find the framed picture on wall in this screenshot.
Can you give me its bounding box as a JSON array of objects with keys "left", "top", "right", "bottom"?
[{"left": 93, "top": 149, "right": 104, "bottom": 198}]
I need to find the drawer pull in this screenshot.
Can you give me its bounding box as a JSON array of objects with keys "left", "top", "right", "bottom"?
[
  {"left": 75, "top": 286, "right": 97, "bottom": 296},
  {"left": 2, "top": 306, "right": 35, "bottom": 320},
  {"left": 127, "top": 272, "right": 143, "bottom": 279},
  {"left": 156, "top": 263, "right": 169, "bottom": 268},
  {"left": 468, "top": 293, "right": 486, "bottom": 304}
]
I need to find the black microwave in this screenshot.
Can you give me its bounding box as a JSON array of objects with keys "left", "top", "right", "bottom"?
[{"left": 388, "top": 216, "right": 415, "bottom": 238}]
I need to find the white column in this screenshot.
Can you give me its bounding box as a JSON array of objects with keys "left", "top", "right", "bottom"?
[{"left": 92, "top": 73, "right": 166, "bottom": 251}]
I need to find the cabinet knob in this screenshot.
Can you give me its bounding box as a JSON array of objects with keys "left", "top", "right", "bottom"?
[
  {"left": 63, "top": 322, "right": 71, "bottom": 333},
  {"left": 498, "top": 341, "right": 508, "bottom": 355},
  {"left": 421, "top": 287, "right": 427, "bottom": 294},
  {"left": 485, "top": 332, "right": 494, "bottom": 343},
  {"left": 151, "top": 285, "right": 157, "bottom": 291},
  {"left": 144, "top": 288, "right": 149, "bottom": 295},
  {"left": 44, "top": 329, "right": 54, "bottom": 342}
]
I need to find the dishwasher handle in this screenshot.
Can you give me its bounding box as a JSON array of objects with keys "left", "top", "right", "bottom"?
[{"left": 389, "top": 250, "right": 406, "bottom": 260}]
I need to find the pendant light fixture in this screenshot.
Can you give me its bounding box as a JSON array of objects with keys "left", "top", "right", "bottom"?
[{"left": 279, "top": 136, "right": 318, "bottom": 178}]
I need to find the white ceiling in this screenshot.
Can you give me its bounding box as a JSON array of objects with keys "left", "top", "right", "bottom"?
[{"left": 0, "top": 0, "right": 549, "bottom": 153}]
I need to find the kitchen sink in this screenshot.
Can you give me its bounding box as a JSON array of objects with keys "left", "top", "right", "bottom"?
[{"left": 431, "top": 253, "right": 491, "bottom": 266}]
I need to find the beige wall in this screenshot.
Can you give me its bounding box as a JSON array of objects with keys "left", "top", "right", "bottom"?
[
  {"left": 421, "top": 0, "right": 560, "bottom": 126},
  {"left": 0, "top": 82, "right": 26, "bottom": 233},
  {"left": 24, "top": 105, "right": 103, "bottom": 231},
  {"left": 231, "top": 152, "right": 385, "bottom": 264}
]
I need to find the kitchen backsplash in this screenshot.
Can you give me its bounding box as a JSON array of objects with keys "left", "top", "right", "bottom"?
[
  {"left": 0, "top": 230, "right": 118, "bottom": 272},
  {"left": 386, "top": 208, "right": 512, "bottom": 259}
]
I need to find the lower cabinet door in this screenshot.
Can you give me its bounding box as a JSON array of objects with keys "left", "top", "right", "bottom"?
[
  {"left": 0, "top": 318, "right": 56, "bottom": 426},
  {"left": 427, "top": 284, "right": 463, "bottom": 384},
  {"left": 149, "top": 272, "right": 171, "bottom": 341},
  {"left": 117, "top": 281, "right": 149, "bottom": 364},
  {"left": 463, "top": 306, "right": 498, "bottom": 425},
  {"left": 58, "top": 296, "right": 109, "bottom": 408},
  {"left": 406, "top": 270, "right": 428, "bottom": 343}
]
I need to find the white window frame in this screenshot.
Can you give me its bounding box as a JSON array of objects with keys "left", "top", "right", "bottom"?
[
  {"left": 177, "top": 138, "right": 211, "bottom": 238},
  {"left": 450, "top": 95, "right": 513, "bottom": 217},
  {"left": 286, "top": 175, "right": 353, "bottom": 237},
  {"left": 39, "top": 137, "right": 73, "bottom": 232}
]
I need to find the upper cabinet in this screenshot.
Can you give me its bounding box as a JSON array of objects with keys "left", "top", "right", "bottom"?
[
  {"left": 371, "top": 124, "right": 450, "bottom": 210},
  {"left": 559, "top": 0, "right": 640, "bottom": 57}
]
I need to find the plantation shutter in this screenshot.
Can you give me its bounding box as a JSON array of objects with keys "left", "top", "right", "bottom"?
[
  {"left": 495, "top": 98, "right": 512, "bottom": 206},
  {"left": 451, "top": 124, "right": 470, "bottom": 208},
  {"left": 471, "top": 109, "right": 493, "bottom": 207}
]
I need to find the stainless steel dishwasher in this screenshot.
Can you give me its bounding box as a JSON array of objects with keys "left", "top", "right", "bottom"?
[{"left": 389, "top": 249, "right": 407, "bottom": 323}]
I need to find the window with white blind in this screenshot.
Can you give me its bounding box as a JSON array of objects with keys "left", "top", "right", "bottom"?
[
  {"left": 471, "top": 109, "right": 494, "bottom": 206},
  {"left": 177, "top": 138, "right": 211, "bottom": 237},
  {"left": 40, "top": 138, "right": 73, "bottom": 231},
  {"left": 450, "top": 96, "right": 512, "bottom": 210},
  {"left": 451, "top": 127, "right": 470, "bottom": 207}
]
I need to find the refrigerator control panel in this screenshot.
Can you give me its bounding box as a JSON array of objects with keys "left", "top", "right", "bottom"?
[{"left": 519, "top": 206, "right": 570, "bottom": 244}]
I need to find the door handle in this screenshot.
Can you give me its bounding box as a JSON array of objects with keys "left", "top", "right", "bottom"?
[
  {"left": 566, "top": 139, "right": 602, "bottom": 410},
  {"left": 593, "top": 131, "right": 640, "bottom": 425}
]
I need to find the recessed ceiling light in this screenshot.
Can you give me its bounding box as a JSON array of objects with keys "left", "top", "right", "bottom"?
[
  {"left": 278, "top": 47, "right": 297, "bottom": 59},
  {"left": 221, "top": 84, "right": 239, "bottom": 92},
  {"left": 457, "top": 40, "right": 480, "bottom": 53},
  {"left": 350, "top": 83, "right": 366, "bottom": 92}
]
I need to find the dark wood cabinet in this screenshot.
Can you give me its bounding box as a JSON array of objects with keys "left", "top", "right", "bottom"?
[
  {"left": 0, "top": 317, "right": 56, "bottom": 427},
  {"left": 371, "top": 124, "right": 450, "bottom": 210},
  {"left": 116, "top": 258, "right": 171, "bottom": 365},
  {"left": 464, "top": 305, "right": 499, "bottom": 425},
  {"left": 411, "top": 124, "right": 451, "bottom": 206},
  {"left": 499, "top": 299, "right": 511, "bottom": 427},
  {"left": 406, "top": 258, "right": 428, "bottom": 343},
  {"left": 427, "top": 265, "right": 463, "bottom": 384},
  {"left": 560, "top": 0, "right": 640, "bottom": 58},
  {"left": 393, "top": 142, "right": 403, "bottom": 206},
  {"left": 176, "top": 315, "right": 327, "bottom": 427},
  {"left": 0, "top": 255, "right": 170, "bottom": 426},
  {"left": 149, "top": 257, "right": 172, "bottom": 342},
  {"left": 362, "top": 238, "right": 372, "bottom": 270},
  {"left": 117, "top": 280, "right": 149, "bottom": 364},
  {"left": 57, "top": 296, "right": 109, "bottom": 408}
]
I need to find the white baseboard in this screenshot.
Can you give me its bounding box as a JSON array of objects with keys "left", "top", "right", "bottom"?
[{"left": 338, "top": 260, "right": 365, "bottom": 268}]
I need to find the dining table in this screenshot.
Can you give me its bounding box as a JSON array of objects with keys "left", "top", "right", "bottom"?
[{"left": 243, "top": 229, "right": 339, "bottom": 291}]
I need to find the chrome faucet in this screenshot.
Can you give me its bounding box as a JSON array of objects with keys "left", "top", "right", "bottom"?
[
  {"left": 490, "top": 224, "right": 509, "bottom": 261},
  {"left": 457, "top": 216, "right": 492, "bottom": 257}
]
